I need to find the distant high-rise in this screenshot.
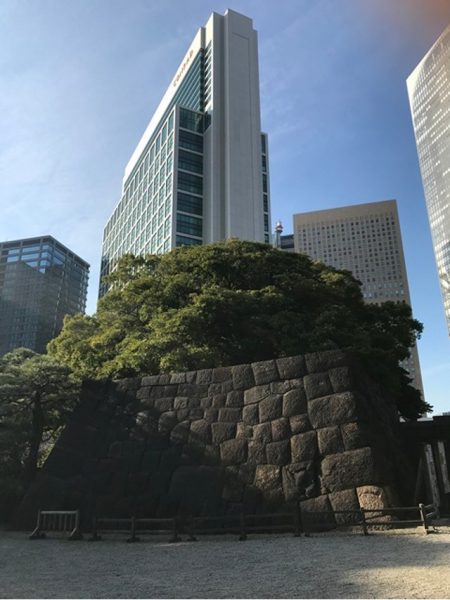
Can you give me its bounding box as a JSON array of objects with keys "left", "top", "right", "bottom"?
[
  {"left": 0, "top": 236, "right": 89, "bottom": 355},
  {"left": 291, "top": 200, "right": 424, "bottom": 394},
  {"left": 100, "top": 9, "right": 271, "bottom": 296},
  {"left": 407, "top": 24, "right": 450, "bottom": 334}
]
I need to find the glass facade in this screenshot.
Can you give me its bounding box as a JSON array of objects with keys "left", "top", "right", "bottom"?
[
  {"left": 407, "top": 25, "right": 450, "bottom": 334},
  {"left": 100, "top": 11, "right": 271, "bottom": 297},
  {"left": 0, "top": 236, "right": 89, "bottom": 355}
]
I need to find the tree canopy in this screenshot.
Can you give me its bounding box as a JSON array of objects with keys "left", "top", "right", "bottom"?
[
  {"left": 48, "top": 240, "right": 429, "bottom": 418},
  {"left": 0, "top": 348, "right": 80, "bottom": 490}
]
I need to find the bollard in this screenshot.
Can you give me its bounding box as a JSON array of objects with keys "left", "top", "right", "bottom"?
[{"left": 238, "top": 513, "right": 247, "bottom": 541}]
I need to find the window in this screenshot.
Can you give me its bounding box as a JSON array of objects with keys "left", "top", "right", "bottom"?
[
  {"left": 178, "top": 171, "right": 203, "bottom": 195},
  {"left": 179, "top": 108, "right": 203, "bottom": 133},
  {"left": 176, "top": 235, "right": 202, "bottom": 247},
  {"left": 177, "top": 192, "right": 202, "bottom": 215},
  {"left": 177, "top": 213, "right": 202, "bottom": 237},
  {"left": 179, "top": 130, "right": 203, "bottom": 153},
  {"left": 178, "top": 149, "right": 203, "bottom": 174}
]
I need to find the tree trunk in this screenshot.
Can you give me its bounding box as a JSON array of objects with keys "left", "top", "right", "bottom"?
[{"left": 23, "top": 392, "right": 44, "bottom": 484}]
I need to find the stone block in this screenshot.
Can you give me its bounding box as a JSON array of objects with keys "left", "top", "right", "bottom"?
[
  {"left": 243, "top": 404, "right": 259, "bottom": 425},
  {"left": 212, "top": 367, "right": 232, "bottom": 383},
  {"left": 188, "top": 408, "right": 204, "bottom": 420},
  {"left": 308, "top": 392, "right": 358, "bottom": 429},
  {"left": 176, "top": 409, "right": 189, "bottom": 422},
  {"left": 220, "top": 438, "right": 247, "bottom": 465},
  {"left": 200, "top": 396, "right": 211, "bottom": 409},
  {"left": 328, "top": 488, "right": 360, "bottom": 525},
  {"left": 300, "top": 494, "right": 335, "bottom": 530},
  {"left": 251, "top": 359, "right": 279, "bottom": 385},
  {"left": 203, "top": 408, "right": 219, "bottom": 423},
  {"left": 158, "top": 411, "right": 177, "bottom": 434},
  {"left": 154, "top": 397, "right": 174, "bottom": 413},
  {"left": 218, "top": 408, "right": 241, "bottom": 422},
  {"left": 232, "top": 364, "right": 255, "bottom": 390},
  {"left": 136, "top": 387, "right": 151, "bottom": 400},
  {"left": 178, "top": 383, "right": 208, "bottom": 396},
  {"left": 203, "top": 445, "right": 220, "bottom": 465},
  {"left": 185, "top": 371, "right": 196, "bottom": 383},
  {"left": 328, "top": 366, "right": 352, "bottom": 393},
  {"left": 236, "top": 423, "right": 253, "bottom": 439},
  {"left": 226, "top": 391, "right": 244, "bottom": 407},
  {"left": 321, "top": 447, "right": 376, "bottom": 493},
  {"left": 356, "top": 485, "right": 392, "bottom": 513},
  {"left": 270, "top": 381, "right": 291, "bottom": 394},
  {"left": 170, "top": 372, "right": 186, "bottom": 384},
  {"left": 190, "top": 419, "right": 211, "bottom": 444},
  {"left": 291, "top": 431, "right": 318, "bottom": 462},
  {"left": 174, "top": 397, "right": 189, "bottom": 410},
  {"left": 244, "top": 384, "right": 270, "bottom": 405},
  {"left": 282, "top": 462, "right": 316, "bottom": 502},
  {"left": 170, "top": 421, "right": 190, "bottom": 445},
  {"left": 341, "top": 422, "right": 366, "bottom": 450},
  {"left": 276, "top": 355, "right": 307, "bottom": 379},
  {"left": 253, "top": 422, "right": 272, "bottom": 444},
  {"left": 304, "top": 350, "right": 347, "bottom": 374},
  {"left": 141, "top": 375, "right": 160, "bottom": 386},
  {"left": 317, "top": 426, "right": 344, "bottom": 456},
  {"left": 211, "top": 422, "right": 236, "bottom": 445},
  {"left": 254, "top": 464, "right": 281, "bottom": 492},
  {"left": 271, "top": 418, "right": 290, "bottom": 442},
  {"left": 196, "top": 369, "right": 213, "bottom": 384},
  {"left": 282, "top": 387, "right": 307, "bottom": 417},
  {"left": 248, "top": 441, "right": 266, "bottom": 464},
  {"left": 259, "top": 395, "right": 282, "bottom": 422},
  {"left": 303, "top": 372, "right": 333, "bottom": 400},
  {"left": 157, "top": 374, "right": 171, "bottom": 385},
  {"left": 211, "top": 394, "right": 226, "bottom": 408},
  {"left": 150, "top": 385, "right": 177, "bottom": 400},
  {"left": 266, "top": 440, "right": 290, "bottom": 465},
  {"left": 289, "top": 414, "right": 311, "bottom": 434}
]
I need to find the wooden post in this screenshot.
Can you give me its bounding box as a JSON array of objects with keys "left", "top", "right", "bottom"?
[
  {"left": 419, "top": 503, "right": 429, "bottom": 534},
  {"left": 360, "top": 509, "right": 368, "bottom": 536},
  {"left": 169, "top": 518, "right": 182, "bottom": 543},
  {"left": 89, "top": 516, "right": 102, "bottom": 541},
  {"left": 126, "top": 516, "right": 139, "bottom": 543},
  {"left": 69, "top": 510, "right": 83, "bottom": 540},
  {"left": 29, "top": 509, "right": 43, "bottom": 540},
  {"left": 293, "top": 501, "right": 302, "bottom": 537},
  {"left": 186, "top": 518, "right": 197, "bottom": 542},
  {"left": 238, "top": 512, "right": 247, "bottom": 541}
]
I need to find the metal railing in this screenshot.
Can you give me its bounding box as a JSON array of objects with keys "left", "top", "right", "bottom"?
[
  {"left": 89, "top": 516, "right": 182, "bottom": 543},
  {"left": 29, "top": 510, "right": 82, "bottom": 540}
]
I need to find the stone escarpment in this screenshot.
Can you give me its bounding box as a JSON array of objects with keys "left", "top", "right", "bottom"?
[{"left": 15, "top": 351, "right": 408, "bottom": 528}]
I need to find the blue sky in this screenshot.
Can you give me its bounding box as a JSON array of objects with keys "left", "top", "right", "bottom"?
[{"left": 1, "top": 0, "right": 449, "bottom": 413}]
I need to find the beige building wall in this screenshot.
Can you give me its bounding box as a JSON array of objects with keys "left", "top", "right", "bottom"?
[{"left": 292, "top": 199, "right": 424, "bottom": 395}]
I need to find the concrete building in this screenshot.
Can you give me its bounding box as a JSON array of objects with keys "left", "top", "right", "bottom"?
[
  {"left": 0, "top": 236, "right": 89, "bottom": 355},
  {"left": 291, "top": 200, "right": 424, "bottom": 393},
  {"left": 407, "top": 24, "right": 450, "bottom": 334},
  {"left": 100, "top": 9, "right": 271, "bottom": 296}
]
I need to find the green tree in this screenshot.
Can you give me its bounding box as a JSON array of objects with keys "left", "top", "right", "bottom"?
[
  {"left": 0, "top": 348, "right": 80, "bottom": 486},
  {"left": 48, "top": 240, "right": 429, "bottom": 418}
]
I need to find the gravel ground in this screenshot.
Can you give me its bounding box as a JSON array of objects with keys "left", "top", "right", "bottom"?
[{"left": 1, "top": 528, "right": 450, "bottom": 599}]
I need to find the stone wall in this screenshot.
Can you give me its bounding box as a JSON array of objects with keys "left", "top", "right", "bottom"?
[{"left": 15, "top": 350, "right": 410, "bottom": 528}]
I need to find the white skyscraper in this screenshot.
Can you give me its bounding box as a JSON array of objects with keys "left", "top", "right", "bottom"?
[
  {"left": 100, "top": 9, "right": 271, "bottom": 295},
  {"left": 407, "top": 24, "right": 450, "bottom": 334},
  {"left": 291, "top": 200, "right": 424, "bottom": 395}
]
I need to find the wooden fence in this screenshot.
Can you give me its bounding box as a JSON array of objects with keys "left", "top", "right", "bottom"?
[{"left": 29, "top": 503, "right": 439, "bottom": 542}]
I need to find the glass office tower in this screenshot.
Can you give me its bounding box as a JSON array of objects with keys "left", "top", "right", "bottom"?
[
  {"left": 407, "top": 24, "right": 450, "bottom": 334},
  {"left": 0, "top": 236, "right": 89, "bottom": 355},
  {"left": 100, "top": 9, "right": 271, "bottom": 296}
]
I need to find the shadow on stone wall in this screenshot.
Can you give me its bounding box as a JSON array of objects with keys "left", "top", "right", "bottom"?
[{"left": 13, "top": 351, "right": 415, "bottom": 530}]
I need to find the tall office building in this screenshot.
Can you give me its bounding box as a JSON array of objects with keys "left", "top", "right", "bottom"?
[
  {"left": 291, "top": 200, "right": 424, "bottom": 393},
  {"left": 100, "top": 9, "right": 271, "bottom": 296},
  {"left": 0, "top": 236, "right": 89, "bottom": 355},
  {"left": 407, "top": 24, "right": 450, "bottom": 334}
]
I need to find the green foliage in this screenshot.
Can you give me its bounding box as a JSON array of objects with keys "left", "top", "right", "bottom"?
[
  {"left": 0, "top": 348, "right": 80, "bottom": 499},
  {"left": 48, "top": 240, "right": 429, "bottom": 418}
]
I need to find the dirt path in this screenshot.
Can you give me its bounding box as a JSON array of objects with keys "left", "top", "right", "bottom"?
[{"left": 1, "top": 529, "right": 450, "bottom": 598}]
